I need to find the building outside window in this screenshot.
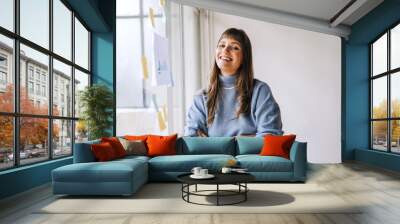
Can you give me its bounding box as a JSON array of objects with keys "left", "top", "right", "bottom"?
[
  {"left": 0, "top": 71, "right": 6, "bottom": 84},
  {"left": 28, "top": 66, "right": 34, "bottom": 79},
  {"left": 0, "top": 54, "right": 7, "bottom": 89},
  {"left": 0, "top": 71, "right": 7, "bottom": 93},
  {"left": 35, "top": 70, "right": 40, "bottom": 82},
  {"left": 42, "top": 85, "right": 46, "bottom": 97},
  {"left": 0, "top": 54, "right": 6, "bottom": 67},
  {"left": 28, "top": 81, "right": 34, "bottom": 94},
  {"left": 41, "top": 73, "right": 46, "bottom": 82},
  {"left": 35, "top": 83, "right": 40, "bottom": 95}
]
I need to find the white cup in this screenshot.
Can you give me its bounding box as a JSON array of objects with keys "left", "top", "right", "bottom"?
[
  {"left": 191, "top": 167, "right": 202, "bottom": 176},
  {"left": 200, "top": 169, "right": 208, "bottom": 176},
  {"left": 221, "top": 167, "right": 232, "bottom": 174}
]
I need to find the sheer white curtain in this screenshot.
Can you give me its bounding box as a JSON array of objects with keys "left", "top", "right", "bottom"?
[{"left": 169, "top": 3, "right": 203, "bottom": 135}]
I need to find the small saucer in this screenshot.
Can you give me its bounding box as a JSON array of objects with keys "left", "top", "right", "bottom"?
[{"left": 190, "top": 174, "right": 215, "bottom": 179}]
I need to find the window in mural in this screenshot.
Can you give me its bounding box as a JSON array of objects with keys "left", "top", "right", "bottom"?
[
  {"left": 371, "top": 23, "right": 400, "bottom": 153},
  {"left": 0, "top": 0, "right": 91, "bottom": 170}
]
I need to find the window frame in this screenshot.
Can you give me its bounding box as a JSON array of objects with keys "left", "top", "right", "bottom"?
[
  {"left": 0, "top": 0, "right": 92, "bottom": 171},
  {"left": 370, "top": 20, "right": 400, "bottom": 154}
]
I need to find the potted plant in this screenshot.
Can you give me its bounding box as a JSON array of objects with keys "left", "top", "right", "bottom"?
[{"left": 79, "top": 84, "right": 114, "bottom": 140}]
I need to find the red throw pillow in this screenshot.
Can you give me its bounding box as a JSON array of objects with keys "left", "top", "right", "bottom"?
[
  {"left": 91, "top": 142, "right": 117, "bottom": 161},
  {"left": 259, "top": 134, "right": 296, "bottom": 159},
  {"left": 146, "top": 134, "right": 178, "bottom": 157},
  {"left": 101, "top": 137, "right": 127, "bottom": 158}
]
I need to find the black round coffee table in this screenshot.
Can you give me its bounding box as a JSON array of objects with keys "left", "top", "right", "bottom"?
[{"left": 177, "top": 173, "right": 255, "bottom": 206}]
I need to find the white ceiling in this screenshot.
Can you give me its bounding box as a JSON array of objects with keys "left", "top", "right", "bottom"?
[
  {"left": 173, "top": 0, "right": 384, "bottom": 38},
  {"left": 225, "top": 0, "right": 352, "bottom": 23}
]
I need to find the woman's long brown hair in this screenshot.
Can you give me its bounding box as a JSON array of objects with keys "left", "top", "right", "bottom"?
[{"left": 207, "top": 28, "right": 254, "bottom": 126}]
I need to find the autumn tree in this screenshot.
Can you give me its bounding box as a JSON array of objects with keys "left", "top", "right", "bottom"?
[
  {"left": 372, "top": 99, "right": 400, "bottom": 143},
  {"left": 0, "top": 85, "right": 14, "bottom": 150},
  {"left": 0, "top": 84, "right": 60, "bottom": 152}
]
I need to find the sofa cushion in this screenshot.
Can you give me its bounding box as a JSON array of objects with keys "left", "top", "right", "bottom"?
[
  {"left": 179, "top": 137, "right": 235, "bottom": 155},
  {"left": 53, "top": 159, "right": 147, "bottom": 183},
  {"left": 115, "top": 155, "right": 150, "bottom": 163},
  {"left": 236, "top": 137, "right": 264, "bottom": 155},
  {"left": 260, "top": 134, "right": 296, "bottom": 159},
  {"left": 101, "top": 137, "right": 127, "bottom": 158},
  {"left": 118, "top": 138, "right": 147, "bottom": 156},
  {"left": 124, "top": 135, "right": 148, "bottom": 142},
  {"left": 91, "top": 142, "right": 118, "bottom": 161},
  {"left": 74, "top": 140, "right": 100, "bottom": 163},
  {"left": 236, "top": 155, "right": 293, "bottom": 172},
  {"left": 147, "top": 134, "right": 178, "bottom": 157},
  {"left": 148, "top": 154, "right": 235, "bottom": 172}
]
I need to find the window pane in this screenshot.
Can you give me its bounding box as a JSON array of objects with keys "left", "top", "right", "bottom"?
[
  {"left": 53, "top": 0, "right": 72, "bottom": 60},
  {"left": 117, "top": 0, "right": 139, "bottom": 16},
  {"left": 20, "top": 44, "right": 49, "bottom": 115},
  {"left": 0, "top": 0, "right": 14, "bottom": 31},
  {"left": 391, "top": 24, "right": 400, "bottom": 70},
  {"left": 20, "top": 117, "right": 49, "bottom": 165},
  {"left": 74, "top": 69, "right": 89, "bottom": 118},
  {"left": 391, "top": 120, "right": 400, "bottom": 153},
  {"left": 0, "top": 116, "right": 13, "bottom": 170},
  {"left": 391, "top": 72, "right": 400, "bottom": 118},
  {"left": 75, "top": 120, "right": 88, "bottom": 143},
  {"left": 53, "top": 119, "right": 72, "bottom": 157},
  {"left": 372, "top": 77, "right": 387, "bottom": 119},
  {"left": 74, "top": 18, "right": 89, "bottom": 70},
  {"left": 53, "top": 59, "right": 72, "bottom": 117},
  {"left": 116, "top": 18, "right": 143, "bottom": 108},
  {"left": 372, "top": 33, "right": 387, "bottom": 76},
  {"left": 20, "top": 0, "right": 49, "bottom": 49},
  {"left": 0, "top": 34, "right": 14, "bottom": 112},
  {"left": 372, "top": 121, "right": 387, "bottom": 151}
]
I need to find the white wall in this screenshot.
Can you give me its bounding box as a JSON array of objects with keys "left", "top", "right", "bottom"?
[{"left": 212, "top": 13, "right": 342, "bottom": 163}]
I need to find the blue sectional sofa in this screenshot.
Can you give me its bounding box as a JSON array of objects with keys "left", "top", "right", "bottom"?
[{"left": 52, "top": 137, "right": 307, "bottom": 196}]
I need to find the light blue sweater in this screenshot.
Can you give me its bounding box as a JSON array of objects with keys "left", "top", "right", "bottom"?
[{"left": 184, "top": 74, "right": 283, "bottom": 137}]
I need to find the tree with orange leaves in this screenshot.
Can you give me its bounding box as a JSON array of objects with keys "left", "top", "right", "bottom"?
[{"left": 0, "top": 84, "right": 59, "bottom": 151}]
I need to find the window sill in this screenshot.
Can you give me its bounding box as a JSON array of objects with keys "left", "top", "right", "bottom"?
[{"left": 0, "top": 156, "right": 72, "bottom": 176}]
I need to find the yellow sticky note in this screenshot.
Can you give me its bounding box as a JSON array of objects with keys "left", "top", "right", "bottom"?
[
  {"left": 157, "top": 111, "right": 166, "bottom": 131},
  {"left": 141, "top": 56, "right": 149, "bottom": 80},
  {"left": 159, "top": 0, "right": 165, "bottom": 7},
  {"left": 162, "top": 104, "right": 167, "bottom": 120},
  {"left": 149, "top": 8, "right": 155, "bottom": 28}
]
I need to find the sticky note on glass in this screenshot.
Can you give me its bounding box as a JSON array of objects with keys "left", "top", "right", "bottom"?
[
  {"left": 157, "top": 111, "right": 167, "bottom": 131},
  {"left": 162, "top": 104, "right": 167, "bottom": 120},
  {"left": 141, "top": 56, "right": 149, "bottom": 80},
  {"left": 151, "top": 94, "right": 159, "bottom": 111},
  {"left": 159, "top": 0, "right": 165, "bottom": 7},
  {"left": 149, "top": 8, "right": 155, "bottom": 28}
]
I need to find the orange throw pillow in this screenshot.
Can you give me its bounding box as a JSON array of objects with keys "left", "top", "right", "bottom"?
[
  {"left": 101, "top": 137, "right": 127, "bottom": 158},
  {"left": 146, "top": 134, "right": 178, "bottom": 157},
  {"left": 259, "top": 134, "right": 296, "bottom": 159},
  {"left": 91, "top": 142, "right": 117, "bottom": 161},
  {"left": 124, "top": 135, "right": 148, "bottom": 141}
]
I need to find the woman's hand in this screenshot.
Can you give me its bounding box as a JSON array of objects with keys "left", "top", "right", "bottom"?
[{"left": 197, "top": 130, "right": 208, "bottom": 137}]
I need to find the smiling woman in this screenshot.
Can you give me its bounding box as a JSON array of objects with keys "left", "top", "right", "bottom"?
[{"left": 184, "top": 28, "right": 283, "bottom": 137}]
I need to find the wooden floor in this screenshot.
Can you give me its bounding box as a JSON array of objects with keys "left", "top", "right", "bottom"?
[{"left": 1, "top": 162, "right": 400, "bottom": 224}]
